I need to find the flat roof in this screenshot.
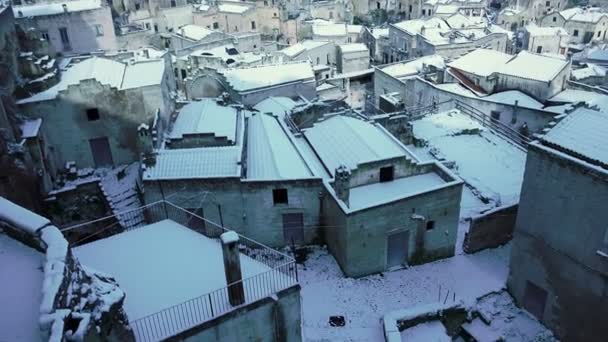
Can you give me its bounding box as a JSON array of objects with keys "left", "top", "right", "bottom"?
[
  {"left": 348, "top": 172, "right": 446, "bottom": 211},
  {"left": 73, "top": 220, "right": 273, "bottom": 321},
  {"left": 0, "top": 234, "right": 44, "bottom": 342},
  {"left": 13, "top": 0, "right": 103, "bottom": 17},
  {"left": 220, "top": 62, "right": 314, "bottom": 92},
  {"left": 143, "top": 146, "right": 242, "bottom": 180},
  {"left": 381, "top": 55, "right": 445, "bottom": 78}
]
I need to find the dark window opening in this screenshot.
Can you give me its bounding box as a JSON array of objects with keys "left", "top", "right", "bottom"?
[
  {"left": 213, "top": 22, "right": 219, "bottom": 29},
  {"left": 426, "top": 220, "right": 435, "bottom": 231},
  {"left": 536, "top": 46, "right": 542, "bottom": 53},
  {"left": 86, "top": 108, "right": 100, "bottom": 121},
  {"left": 170, "top": 0, "right": 176, "bottom": 7},
  {"left": 273, "top": 188, "right": 288, "bottom": 205},
  {"left": 379, "top": 166, "right": 394, "bottom": 182},
  {"left": 181, "top": 69, "right": 187, "bottom": 79},
  {"left": 135, "top": 2, "right": 140, "bottom": 10},
  {"left": 552, "top": 16, "right": 556, "bottom": 22},
  {"left": 573, "top": 29, "right": 579, "bottom": 36},
  {"left": 491, "top": 110, "right": 501, "bottom": 120},
  {"left": 154, "top": 24, "right": 159, "bottom": 32},
  {"left": 251, "top": 21, "right": 256, "bottom": 30}
]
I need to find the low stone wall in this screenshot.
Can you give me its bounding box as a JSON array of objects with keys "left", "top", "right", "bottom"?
[{"left": 463, "top": 204, "right": 518, "bottom": 254}]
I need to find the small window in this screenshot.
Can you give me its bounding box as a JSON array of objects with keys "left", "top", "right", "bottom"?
[
  {"left": 426, "top": 220, "right": 435, "bottom": 231},
  {"left": 94, "top": 24, "right": 104, "bottom": 37},
  {"left": 536, "top": 46, "right": 542, "bottom": 53},
  {"left": 154, "top": 24, "right": 159, "bottom": 32},
  {"left": 273, "top": 188, "right": 288, "bottom": 205},
  {"left": 40, "top": 30, "right": 49, "bottom": 40},
  {"left": 598, "top": 31, "right": 602, "bottom": 37},
  {"left": 409, "top": 4, "right": 412, "bottom": 12},
  {"left": 274, "top": 12, "right": 277, "bottom": 17},
  {"left": 491, "top": 110, "right": 501, "bottom": 120},
  {"left": 213, "top": 22, "right": 219, "bottom": 29},
  {"left": 552, "top": 16, "right": 556, "bottom": 22},
  {"left": 379, "top": 166, "right": 394, "bottom": 182},
  {"left": 251, "top": 21, "right": 256, "bottom": 30},
  {"left": 545, "top": 0, "right": 550, "bottom": 6},
  {"left": 264, "top": 0, "right": 268, "bottom": 5},
  {"left": 422, "top": 9, "right": 426, "bottom": 16},
  {"left": 145, "top": 22, "right": 151, "bottom": 30},
  {"left": 573, "top": 29, "right": 579, "bottom": 37},
  {"left": 347, "top": 37, "right": 352, "bottom": 43},
  {"left": 170, "top": 0, "right": 176, "bottom": 7},
  {"left": 316, "top": 57, "right": 320, "bottom": 64},
  {"left": 135, "top": 2, "right": 140, "bottom": 10},
  {"left": 181, "top": 69, "right": 187, "bottom": 79},
  {"left": 86, "top": 108, "right": 100, "bottom": 121}
]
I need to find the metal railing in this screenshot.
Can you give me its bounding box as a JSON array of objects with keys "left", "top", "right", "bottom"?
[{"left": 62, "top": 201, "right": 297, "bottom": 341}]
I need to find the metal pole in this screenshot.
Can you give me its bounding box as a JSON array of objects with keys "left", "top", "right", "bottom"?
[{"left": 217, "top": 204, "right": 224, "bottom": 227}]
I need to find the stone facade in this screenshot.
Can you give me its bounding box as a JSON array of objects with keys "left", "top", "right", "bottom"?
[
  {"left": 13, "top": 3, "right": 118, "bottom": 56},
  {"left": 508, "top": 143, "right": 608, "bottom": 341},
  {"left": 539, "top": 9, "right": 608, "bottom": 44}
]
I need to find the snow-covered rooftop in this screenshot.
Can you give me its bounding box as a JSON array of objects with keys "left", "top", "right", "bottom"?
[
  {"left": 18, "top": 57, "right": 165, "bottom": 104},
  {"left": 303, "top": 115, "right": 412, "bottom": 173},
  {"left": 339, "top": 43, "right": 369, "bottom": 53},
  {"left": 176, "top": 24, "right": 216, "bottom": 41},
  {"left": 169, "top": 99, "right": 239, "bottom": 143},
  {"left": 218, "top": 3, "right": 251, "bottom": 14},
  {"left": 0, "top": 234, "right": 44, "bottom": 342},
  {"left": 348, "top": 172, "right": 446, "bottom": 211},
  {"left": 312, "top": 23, "right": 363, "bottom": 37},
  {"left": 254, "top": 97, "right": 301, "bottom": 115},
  {"left": 571, "top": 64, "right": 606, "bottom": 80},
  {"left": 381, "top": 55, "right": 445, "bottom": 78},
  {"left": 13, "top": 0, "right": 103, "bottom": 18},
  {"left": 482, "top": 90, "right": 544, "bottom": 110},
  {"left": 246, "top": 113, "right": 314, "bottom": 180},
  {"left": 541, "top": 107, "right": 608, "bottom": 167},
  {"left": 448, "top": 48, "right": 512, "bottom": 77},
  {"left": 143, "top": 146, "right": 242, "bottom": 180},
  {"left": 400, "top": 320, "right": 450, "bottom": 342},
  {"left": 449, "top": 49, "right": 569, "bottom": 82},
  {"left": 280, "top": 40, "right": 332, "bottom": 58},
  {"left": 549, "top": 89, "right": 608, "bottom": 112},
  {"left": 73, "top": 220, "right": 272, "bottom": 321},
  {"left": 392, "top": 17, "right": 450, "bottom": 36},
  {"left": 20, "top": 118, "right": 42, "bottom": 139},
  {"left": 220, "top": 62, "right": 314, "bottom": 92},
  {"left": 560, "top": 7, "right": 608, "bottom": 23},
  {"left": 525, "top": 24, "right": 568, "bottom": 37}
]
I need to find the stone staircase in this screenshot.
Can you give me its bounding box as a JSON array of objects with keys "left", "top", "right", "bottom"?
[{"left": 99, "top": 164, "right": 145, "bottom": 230}]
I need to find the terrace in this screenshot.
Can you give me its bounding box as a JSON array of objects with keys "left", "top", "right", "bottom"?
[{"left": 62, "top": 201, "right": 298, "bottom": 341}]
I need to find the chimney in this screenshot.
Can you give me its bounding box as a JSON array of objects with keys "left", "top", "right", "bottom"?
[
  {"left": 333, "top": 165, "right": 351, "bottom": 207},
  {"left": 62, "top": 4, "right": 68, "bottom": 12},
  {"left": 220, "top": 231, "right": 245, "bottom": 306}
]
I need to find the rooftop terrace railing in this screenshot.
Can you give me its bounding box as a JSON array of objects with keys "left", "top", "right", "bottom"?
[{"left": 61, "top": 201, "right": 298, "bottom": 341}]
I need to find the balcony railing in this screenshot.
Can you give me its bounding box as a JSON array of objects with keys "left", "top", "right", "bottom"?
[{"left": 61, "top": 201, "right": 298, "bottom": 341}]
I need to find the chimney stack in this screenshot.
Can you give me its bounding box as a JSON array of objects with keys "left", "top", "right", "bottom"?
[
  {"left": 220, "top": 231, "right": 245, "bottom": 306},
  {"left": 62, "top": 4, "right": 68, "bottom": 13},
  {"left": 333, "top": 165, "right": 351, "bottom": 207}
]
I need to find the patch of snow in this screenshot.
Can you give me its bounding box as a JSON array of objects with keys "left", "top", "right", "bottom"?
[
  {"left": 40, "top": 227, "right": 69, "bottom": 315},
  {"left": 400, "top": 320, "right": 451, "bottom": 342},
  {"left": 0, "top": 196, "right": 50, "bottom": 233},
  {"left": 220, "top": 231, "right": 239, "bottom": 244},
  {"left": 0, "top": 233, "right": 45, "bottom": 342}
]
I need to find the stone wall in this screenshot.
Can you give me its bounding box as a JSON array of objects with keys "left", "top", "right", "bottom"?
[
  {"left": 172, "top": 285, "right": 301, "bottom": 342},
  {"left": 463, "top": 204, "right": 517, "bottom": 254},
  {"left": 507, "top": 143, "right": 608, "bottom": 341}
]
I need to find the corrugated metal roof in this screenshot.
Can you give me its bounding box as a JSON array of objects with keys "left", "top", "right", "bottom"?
[{"left": 143, "top": 147, "right": 242, "bottom": 180}]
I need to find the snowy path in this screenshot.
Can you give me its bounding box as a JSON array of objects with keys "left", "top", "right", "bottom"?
[{"left": 299, "top": 245, "right": 510, "bottom": 341}]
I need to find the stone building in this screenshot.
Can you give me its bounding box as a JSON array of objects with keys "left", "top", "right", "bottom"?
[
  {"left": 17, "top": 56, "right": 174, "bottom": 173},
  {"left": 519, "top": 24, "right": 569, "bottom": 55},
  {"left": 361, "top": 27, "right": 389, "bottom": 63},
  {"left": 539, "top": 7, "right": 608, "bottom": 44},
  {"left": 304, "top": 114, "right": 463, "bottom": 277},
  {"left": 446, "top": 48, "right": 570, "bottom": 101},
  {"left": 276, "top": 40, "right": 337, "bottom": 66},
  {"left": 508, "top": 106, "right": 608, "bottom": 341},
  {"left": 388, "top": 16, "right": 508, "bottom": 62},
  {"left": 12, "top": 0, "right": 117, "bottom": 56},
  {"left": 312, "top": 22, "right": 363, "bottom": 44},
  {"left": 336, "top": 43, "right": 370, "bottom": 73}
]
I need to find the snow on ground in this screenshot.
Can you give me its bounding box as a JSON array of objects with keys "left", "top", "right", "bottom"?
[
  {"left": 400, "top": 320, "right": 450, "bottom": 342},
  {"left": 299, "top": 245, "right": 509, "bottom": 341},
  {"left": 74, "top": 220, "right": 274, "bottom": 321},
  {"left": 0, "top": 234, "right": 44, "bottom": 342},
  {"left": 411, "top": 110, "right": 527, "bottom": 207}
]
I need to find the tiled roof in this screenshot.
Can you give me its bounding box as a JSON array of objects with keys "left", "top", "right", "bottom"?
[
  {"left": 541, "top": 107, "right": 608, "bottom": 168},
  {"left": 143, "top": 147, "right": 242, "bottom": 180}
]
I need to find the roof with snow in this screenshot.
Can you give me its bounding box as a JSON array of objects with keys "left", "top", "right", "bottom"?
[
  {"left": 571, "top": 64, "right": 606, "bottom": 80},
  {"left": 392, "top": 17, "right": 450, "bottom": 36},
  {"left": 218, "top": 3, "right": 252, "bottom": 14},
  {"left": 13, "top": 0, "right": 104, "bottom": 18},
  {"left": 17, "top": 57, "right": 165, "bottom": 104},
  {"left": 254, "top": 97, "right": 301, "bottom": 115},
  {"left": 0, "top": 233, "right": 44, "bottom": 342},
  {"left": 303, "top": 115, "right": 411, "bottom": 173},
  {"left": 312, "top": 23, "right": 363, "bottom": 37},
  {"left": 175, "top": 24, "right": 216, "bottom": 41},
  {"left": 220, "top": 62, "right": 314, "bottom": 92},
  {"left": 559, "top": 7, "right": 608, "bottom": 23},
  {"left": 168, "top": 99, "right": 239, "bottom": 143},
  {"left": 549, "top": 89, "right": 608, "bottom": 112},
  {"left": 540, "top": 107, "right": 608, "bottom": 168},
  {"left": 73, "top": 219, "right": 273, "bottom": 322},
  {"left": 246, "top": 113, "right": 314, "bottom": 180},
  {"left": 143, "top": 146, "right": 242, "bottom": 180},
  {"left": 482, "top": 90, "right": 544, "bottom": 110},
  {"left": 339, "top": 43, "right": 369, "bottom": 53},
  {"left": 449, "top": 49, "right": 569, "bottom": 82},
  {"left": 20, "top": 118, "right": 42, "bottom": 139},
  {"left": 525, "top": 24, "right": 568, "bottom": 37},
  {"left": 381, "top": 55, "right": 445, "bottom": 79},
  {"left": 279, "top": 40, "right": 332, "bottom": 58}
]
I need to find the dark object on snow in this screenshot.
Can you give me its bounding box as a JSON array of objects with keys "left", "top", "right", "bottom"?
[
  {"left": 329, "top": 315, "right": 346, "bottom": 327},
  {"left": 293, "top": 247, "right": 311, "bottom": 264}
]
